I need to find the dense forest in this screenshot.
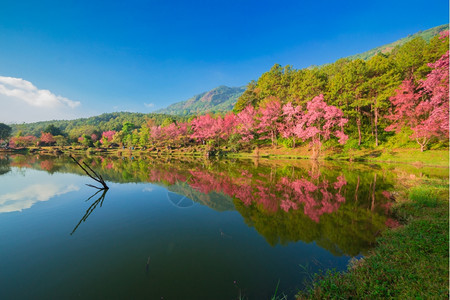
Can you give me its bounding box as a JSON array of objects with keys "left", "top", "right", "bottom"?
[{"left": 1, "top": 29, "right": 448, "bottom": 155}]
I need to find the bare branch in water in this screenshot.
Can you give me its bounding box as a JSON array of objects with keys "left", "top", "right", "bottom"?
[
  {"left": 71, "top": 189, "right": 108, "bottom": 235},
  {"left": 70, "top": 155, "right": 109, "bottom": 190}
]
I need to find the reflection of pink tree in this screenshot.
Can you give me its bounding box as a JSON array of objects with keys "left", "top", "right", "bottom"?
[
  {"left": 40, "top": 160, "right": 54, "bottom": 171},
  {"left": 185, "top": 166, "right": 348, "bottom": 223}
]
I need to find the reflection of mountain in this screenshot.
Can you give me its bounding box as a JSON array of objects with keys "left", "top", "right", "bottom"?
[
  {"left": 0, "top": 183, "right": 79, "bottom": 213},
  {"left": 167, "top": 181, "right": 234, "bottom": 211}
]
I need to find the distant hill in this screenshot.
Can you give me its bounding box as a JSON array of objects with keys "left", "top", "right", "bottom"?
[
  {"left": 155, "top": 85, "right": 246, "bottom": 116},
  {"left": 345, "top": 24, "right": 449, "bottom": 61},
  {"left": 10, "top": 112, "right": 189, "bottom": 137}
]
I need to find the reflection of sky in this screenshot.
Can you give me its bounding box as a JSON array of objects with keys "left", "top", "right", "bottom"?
[
  {"left": 0, "top": 168, "right": 80, "bottom": 213},
  {"left": 0, "top": 184, "right": 79, "bottom": 213}
]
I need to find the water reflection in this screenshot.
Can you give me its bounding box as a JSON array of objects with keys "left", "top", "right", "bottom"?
[
  {"left": 0, "top": 182, "right": 79, "bottom": 213},
  {"left": 71, "top": 189, "right": 108, "bottom": 235},
  {"left": 2, "top": 154, "right": 402, "bottom": 255}
]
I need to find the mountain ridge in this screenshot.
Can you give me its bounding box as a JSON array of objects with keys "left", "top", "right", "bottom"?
[{"left": 155, "top": 85, "right": 246, "bottom": 116}]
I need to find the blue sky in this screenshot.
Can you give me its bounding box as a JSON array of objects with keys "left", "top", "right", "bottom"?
[{"left": 0, "top": 0, "right": 448, "bottom": 123}]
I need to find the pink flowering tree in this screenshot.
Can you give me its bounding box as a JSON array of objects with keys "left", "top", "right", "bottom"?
[
  {"left": 40, "top": 132, "right": 56, "bottom": 146},
  {"left": 100, "top": 130, "right": 116, "bottom": 146},
  {"left": 278, "top": 102, "right": 302, "bottom": 148},
  {"left": 386, "top": 51, "right": 449, "bottom": 151},
  {"left": 236, "top": 105, "right": 257, "bottom": 143},
  {"left": 256, "top": 96, "right": 282, "bottom": 146},
  {"left": 190, "top": 114, "right": 223, "bottom": 145},
  {"left": 294, "top": 94, "right": 348, "bottom": 159},
  {"left": 9, "top": 135, "right": 37, "bottom": 148},
  {"left": 221, "top": 112, "right": 238, "bottom": 141}
]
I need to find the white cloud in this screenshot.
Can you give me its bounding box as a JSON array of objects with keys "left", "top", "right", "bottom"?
[
  {"left": 0, "top": 76, "right": 82, "bottom": 123},
  {"left": 144, "top": 102, "right": 155, "bottom": 108},
  {"left": 0, "top": 183, "right": 80, "bottom": 213}
]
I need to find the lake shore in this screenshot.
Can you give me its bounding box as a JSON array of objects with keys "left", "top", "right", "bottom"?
[
  {"left": 2, "top": 145, "right": 448, "bottom": 167},
  {"left": 297, "top": 176, "right": 449, "bottom": 299}
]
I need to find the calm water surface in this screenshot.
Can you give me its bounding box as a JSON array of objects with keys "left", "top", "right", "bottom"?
[{"left": 0, "top": 154, "right": 445, "bottom": 299}]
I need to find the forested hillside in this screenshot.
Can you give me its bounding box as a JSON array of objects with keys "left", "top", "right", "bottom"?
[
  {"left": 346, "top": 24, "right": 448, "bottom": 61},
  {"left": 155, "top": 85, "right": 245, "bottom": 116}
]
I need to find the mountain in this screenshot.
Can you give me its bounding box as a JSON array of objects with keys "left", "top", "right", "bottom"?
[
  {"left": 345, "top": 24, "right": 449, "bottom": 61},
  {"left": 155, "top": 85, "right": 246, "bottom": 116}
]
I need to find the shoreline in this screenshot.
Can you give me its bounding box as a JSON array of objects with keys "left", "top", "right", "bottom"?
[
  {"left": 1, "top": 146, "right": 448, "bottom": 168},
  {"left": 297, "top": 176, "right": 449, "bottom": 299}
]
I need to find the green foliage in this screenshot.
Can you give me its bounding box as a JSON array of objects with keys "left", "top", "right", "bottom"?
[
  {"left": 384, "top": 127, "right": 417, "bottom": 148},
  {"left": 277, "top": 137, "right": 293, "bottom": 149},
  {"left": 345, "top": 24, "right": 448, "bottom": 61},
  {"left": 0, "top": 123, "right": 12, "bottom": 141},
  {"left": 54, "top": 135, "right": 69, "bottom": 147},
  {"left": 9, "top": 112, "right": 189, "bottom": 138},
  {"left": 43, "top": 124, "right": 64, "bottom": 136},
  {"left": 342, "top": 138, "right": 360, "bottom": 151}
]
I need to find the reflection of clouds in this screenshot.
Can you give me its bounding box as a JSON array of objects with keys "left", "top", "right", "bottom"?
[
  {"left": 142, "top": 187, "right": 154, "bottom": 192},
  {"left": 0, "top": 184, "right": 79, "bottom": 213}
]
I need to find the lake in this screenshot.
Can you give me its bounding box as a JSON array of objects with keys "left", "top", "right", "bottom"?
[{"left": 0, "top": 153, "right": 446, "bottom": 299}]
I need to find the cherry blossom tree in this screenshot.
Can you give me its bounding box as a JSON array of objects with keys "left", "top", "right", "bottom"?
[
  {"left": 293, "top": 94, "right": 348, "bottom": 158},
  {"left": 190, "top": 114, "right": 222, "bottom": 145},
  {"left": 256, "top": 96, "right": 282, "bottom": 146},
  {"left": 40, "top": 132, "right": 56, "bottom": 146},
  {"left": 9, "top": 136, "right": 37, "bottom": 148},
  {"left": 279, "top": 102, "right": 302, "bottom": 147},
  {"left": 101, "top": 131, "right": 116, "bottom": 144},
  {"left": 236, "top": 105, "right": 257, "bottom": 142},
  {"left": 221, "top": 112, "right": 238, "bottom": 141},
  {"left": 386, "top": 51, "right": 449, "bottom": 151}
]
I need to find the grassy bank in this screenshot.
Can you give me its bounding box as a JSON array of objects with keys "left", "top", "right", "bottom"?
[{"left": 298, "top": 176, "right": 449, "bottom": 299}]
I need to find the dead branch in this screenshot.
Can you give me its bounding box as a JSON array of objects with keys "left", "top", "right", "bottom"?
[
  {"left": 70, "top": 189, "right": 107, "bottom": 235},
  {"left": 70, "top": 155, "right": 109, "bottom": 190}
]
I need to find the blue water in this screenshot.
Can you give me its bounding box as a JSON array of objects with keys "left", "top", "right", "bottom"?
[{"left": 0, "top": 155, "right": 407, "bottom": 299}]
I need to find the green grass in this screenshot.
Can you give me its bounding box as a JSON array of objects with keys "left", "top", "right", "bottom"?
[
  {"left": 298, "top": 178, "right": 449, "bottom": 299},
  {"left": 330, "top": 148, "right": 449, "bottom": 167}
]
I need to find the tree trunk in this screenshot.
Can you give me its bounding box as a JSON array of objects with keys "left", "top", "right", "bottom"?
[
  {"left": 356, "top": 106, "right": 362, "bottom": 146},
  {"left": 371, "top": 173, "right": 377, "bottom": 211},
  {"left": 416, "top": 137, "right": 428, "bottom": 152},
  {"left": 374, "top": 101, "right": 379, "bottom": 147},
  {"left": 355, "top": 175, "right": 360, "bottom": 203},
  {"left": 357, "top": 118, "right": 362, "bottom": 146}
]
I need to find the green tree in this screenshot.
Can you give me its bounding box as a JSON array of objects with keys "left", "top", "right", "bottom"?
[
  {"left": 44, "top": 124, "right": 64, "bottom": 136},
  {"left": 0, "top": 123, "right": 12, "bottom": 141},
  {"left": 288, "top": 68, "right": 327, "bottom": 106},
  {"left": 392, "top": 37, "right": 428, "bottom": 79},
  {"left": 365, "top": 54, "right": 401, "bottom": 146},
  {"left": 327, "top": 59, "right": 370, "bottom": 145}
]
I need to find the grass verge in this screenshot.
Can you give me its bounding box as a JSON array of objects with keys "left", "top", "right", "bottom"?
[{"left": 298, "top": 177, "right": 449, "bottom": 299}]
